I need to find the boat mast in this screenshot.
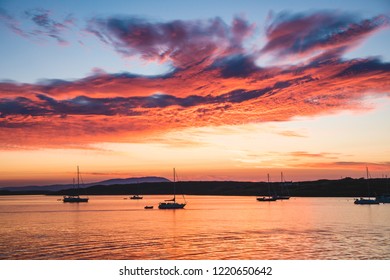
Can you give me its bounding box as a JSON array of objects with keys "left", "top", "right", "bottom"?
[
  {"left": 77, "top": 165, "right": 81, "bottom": 197},
  {"left": 281, "top": 172, "right": 283, "bottom": 193},
  {"left": 366, "top": 166, "right": 370, "bottom": 198},
  {"left": 173, "top": 168, "right": 176, "bottom": 203},
  {"left": 267, "top": 173, "right": 271, "bottom": 197}
]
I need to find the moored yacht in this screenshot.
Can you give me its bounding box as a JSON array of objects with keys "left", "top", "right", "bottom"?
[
  {"left": 63, "top": 166, "right": 89, "bottom": 203},
  {"left": 354, "top": 197, "right": 379, "bottom": 205},
  {"left": 257, "top": 196, "right": 277, "bottom": 202},
  {"left": 354, "top": 167, "right": 378, "bottom": 205},
  {"left": 63, "top": 195, "right": 89, "bottom": 203},
  {"left": 257, "top": 174, "right": 277, "bottom": 202},
  {"left": 158, "top": 168, "right": 186, "bottom": 209},
  {"left": 130, "top": 194, "right": 143, "bottom": 200}
]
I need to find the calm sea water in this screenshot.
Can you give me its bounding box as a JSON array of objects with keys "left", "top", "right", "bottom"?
[{"left": 0, "top": 195, "right": 389, "bottom": 260}]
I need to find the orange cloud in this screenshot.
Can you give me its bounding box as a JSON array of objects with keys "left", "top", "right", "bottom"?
[
  {"left": 289, "top": 151, "right": 339, "bottom": 159},
  {"left": 1, "top": 12, "right": 389, "bottom": 149},
  {"left": 1, "top": 56, "right": 389, "bottom": 149},
  {"left": 294, "top": 161, "right": 390, "bottom": 171},
  {"left": 277, "top": 130, "right": 306, "bottom": 137}
]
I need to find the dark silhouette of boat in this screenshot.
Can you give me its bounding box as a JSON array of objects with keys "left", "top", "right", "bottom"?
[
  {"left": 257, "top": 174, "right": 277, "bottom": 202},
  {"left": 354, "top": 167, "right": 379, "bottom": 205},
  {"left": 354, "top": 197, "right": 379, "bottom": 205},
  {"left": 257, "top": 196, "right": 277, "bottom": 202},
  {"left": 63, "top": 196, "right": 89, "bottom": 203},
  {"left": 63, "top": 166, "right": 89, "bottom": 203},
  {"left": 158, "top": 168, "right": 186, "bottom": 209}
]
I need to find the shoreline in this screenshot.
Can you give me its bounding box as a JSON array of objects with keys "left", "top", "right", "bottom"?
[{"left": 1, "top": 177, "right": 389, "bottom": 197}]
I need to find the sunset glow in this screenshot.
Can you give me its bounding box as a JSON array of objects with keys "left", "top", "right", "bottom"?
[{"left": 1, "top": 0, "right": 389, "bottom": 186}]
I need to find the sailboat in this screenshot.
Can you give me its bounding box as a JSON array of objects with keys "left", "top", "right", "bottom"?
[
  {"left": 275, "top": 172, "right": 290, "bottom": 200},
  {"left": 257, "top": 174, "right": 277, "bottom": 202},
  {"left": 354, "top": 167, "right": 379, "bottom": 205},
  {"left": 158, "top": 168, "right": 186, "bottom": 209},
  {"left": 63, "top": 166, "right": 89, "bottom": 203}
]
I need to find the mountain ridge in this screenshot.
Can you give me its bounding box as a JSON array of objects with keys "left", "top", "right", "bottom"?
[{"left": 0, "top": 176, "right": 171, "bottom": 192}]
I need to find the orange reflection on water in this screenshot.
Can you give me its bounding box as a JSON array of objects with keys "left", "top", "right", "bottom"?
[{"left": 0, "top": 195, "right": 389, "bottom": 259}]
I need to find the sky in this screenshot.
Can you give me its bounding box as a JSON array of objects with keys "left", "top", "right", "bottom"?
[{"left": 0, "top": 0, "right": 389, "bottom": 186}]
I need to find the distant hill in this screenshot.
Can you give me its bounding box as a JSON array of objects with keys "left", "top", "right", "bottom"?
[
  {"left": 89, "top": 177, "right": 171, "bottom": 186},
  {"left": 1, "top": 177, "right": 389, "bottom": 197},
  {"left": 0, "top": 176, "right": 170, "bottom": 193}
]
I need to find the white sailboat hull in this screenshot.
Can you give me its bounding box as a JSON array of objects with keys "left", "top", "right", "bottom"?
[{"left": 130, "top": 195, "right": 143, "bottom": 200}]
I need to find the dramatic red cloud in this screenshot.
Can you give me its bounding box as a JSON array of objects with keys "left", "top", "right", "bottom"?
[{"left": 0, "top": 11, "right": 389, "bottom": 149}]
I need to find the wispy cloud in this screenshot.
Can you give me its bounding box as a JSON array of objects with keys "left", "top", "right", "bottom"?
[
  {"left": 0, "top": 8, "right": 75, "bottom": 44},
  {"left": 0, "top": 8, "right": 26, "bottom": 38},
  {"left": 276, "top": 130, "right": 306, "bottom": 138},
  {"left": 295, "top": 161, "right": 390, "bottom": 171},
  {"left": 261, "top": 11, "right": 390, "bottom": 62},
  {"left": 289, "top": 151, "right": 339, "bottom": 159}
]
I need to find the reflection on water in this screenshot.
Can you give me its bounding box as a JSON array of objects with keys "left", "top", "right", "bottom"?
[{"left": 0, "top": 195, "right": 389, "bottom": 259}]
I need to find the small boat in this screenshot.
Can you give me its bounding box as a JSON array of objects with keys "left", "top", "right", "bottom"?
[
  {"left": 354, "top": 198, "right": 379, "bottom": 205},
  {"left": 63, "top": 166, "right": 89, "bottom": 203},
  {"left": 144, "top": 205, "right": 154, "bottom": 209},
  {"left": 257, "top": 174, "right": 277, "bottom": 202},
  {"left": 375, "top": 194, "right": 390, "bottom": 204},
  {"left": 130, "top": 195, "right": 143, "bottom": 200},
  {"left": 257, "top": 196, "right": 277, "bottom": 202},
  {"left": 63, "top": 195, "right": 89, "bottom": 203},
  {"left": 354, "top": 167, "right": 379, "bottom": 205},
  {"left": 158, "top": 168, "right": 186, "bottom": 209}
]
